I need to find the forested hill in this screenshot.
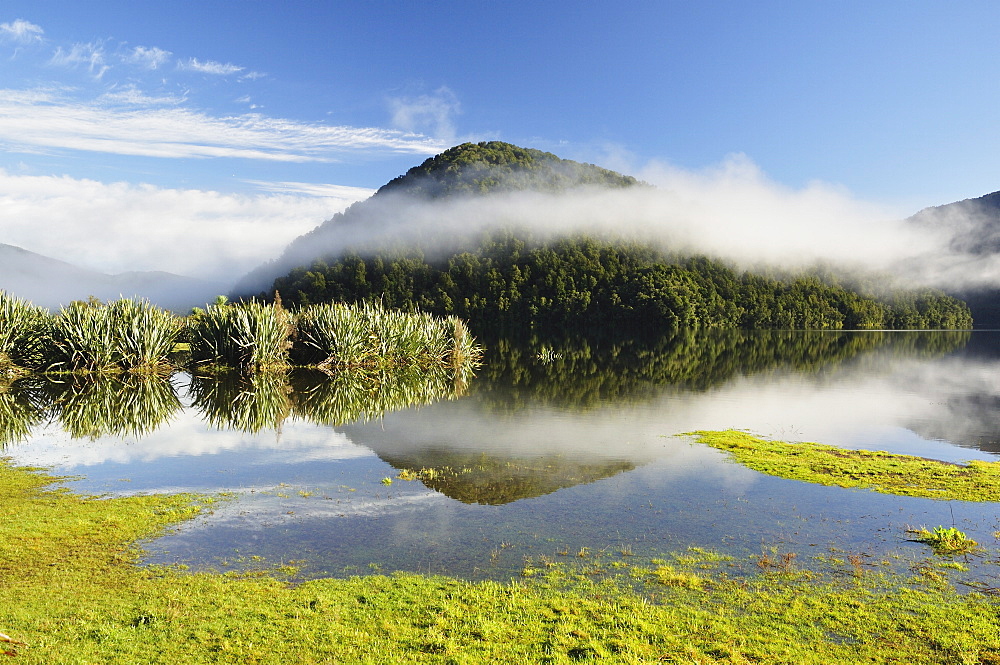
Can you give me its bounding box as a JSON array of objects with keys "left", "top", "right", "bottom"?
[
  {"left": 229, "top": 141, "right": 641, "bottom": 296},
  {"left": 243, "top": 141, "right": 973, "bottom": 333},
  {"left": 272, "top": 231, "right": 972, "bottom": 335}
]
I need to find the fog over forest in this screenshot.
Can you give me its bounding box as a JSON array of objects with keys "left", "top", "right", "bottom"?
[{"left": 240, "top": 154, "right": 994, "bottom": 298}]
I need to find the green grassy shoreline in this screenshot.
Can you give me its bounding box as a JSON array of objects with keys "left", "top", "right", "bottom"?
[
  {"left": 3, "top": 460, "right": 1000, "bottom": 663},
  {"left": 689, "top": 429, "right": 1000, "bottom": 501}
]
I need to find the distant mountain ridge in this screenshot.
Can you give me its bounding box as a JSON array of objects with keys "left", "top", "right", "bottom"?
[
  {"left": 908, "top": 190, "right": 1000, "bottom": 255},
  {"left": 907, "top": 191, "right": 1000, "bottom": 327},
  {"left": 0, "top": 243, "right": 226, "bottom": 312}
]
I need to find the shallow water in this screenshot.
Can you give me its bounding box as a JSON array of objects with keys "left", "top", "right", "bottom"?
[{"left": 4, "top": 329, "right": 1000, "bottom": 584}]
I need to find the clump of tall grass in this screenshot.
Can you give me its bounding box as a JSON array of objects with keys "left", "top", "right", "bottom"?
[
  {"left": 292, "top": 300, "right": 482, "bottom": 370},
  {"left": 46, "top": 298, "right": 182, "bottom": 373},
  {"left": 188, "top": 298, "right": 293, "bottom": 372},
  {"left": 0, "top": 290, "right": 51, "bottom": 374}
]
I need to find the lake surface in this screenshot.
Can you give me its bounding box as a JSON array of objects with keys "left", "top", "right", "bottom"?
[{"left": 4, "top": 329, "right": 1000, "bottom": 585}]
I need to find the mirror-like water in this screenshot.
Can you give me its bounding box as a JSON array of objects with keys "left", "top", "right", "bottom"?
[{"left": 3, "top": 330, "right": 1000, "bottom": 585}]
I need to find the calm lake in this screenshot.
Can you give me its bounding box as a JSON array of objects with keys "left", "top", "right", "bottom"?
[{"left": 4, "top": 329, "right": 1000, "bottom": 585}]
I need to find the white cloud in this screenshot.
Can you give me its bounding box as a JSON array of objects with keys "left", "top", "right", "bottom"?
[
  {"left": 0, "top": 88, "right": 445, "bottom": 161},
  {"left": 242, "top": 180, "right": 375, "bottom": 199},
  {"left": 126, "top": 45, "right": 172, "bottom": 70},
  {"left": 0, "top": 18, "right": 43, "bottom": 44},
  {"left": 50, "top": 42, "right": 109, "bottom": 79},
  {"left": 99, "top": 85, "right": 186, "bottom": 107},
  {"left": 389, "top": 86, "right": 461, "bottom": 142},
  {"left": 0, "top": 170, "right": 372, "bottom": 281},
  {"left": 179, "top": 57, "right": 243, "bottom": 75}
]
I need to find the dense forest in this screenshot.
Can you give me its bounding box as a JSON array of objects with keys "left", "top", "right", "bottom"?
[
  {"left": 249, "top": 141, "right": 973, "bottom": 334},
  {"left": 270, "top": 230, "right": 972, "bottom": 335}
]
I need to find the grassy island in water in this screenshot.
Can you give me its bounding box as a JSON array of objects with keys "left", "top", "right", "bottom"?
[{"left": 689, "top": 429, "right": 1000, "bottom": 502}]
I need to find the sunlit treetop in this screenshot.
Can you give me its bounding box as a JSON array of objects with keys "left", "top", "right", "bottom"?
[{"left": 376, "top": 141, "right": 642, "bottom": 199}]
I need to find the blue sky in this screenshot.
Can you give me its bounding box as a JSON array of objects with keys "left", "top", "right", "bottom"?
[{"left": 1, "top": 1, "right": 998, "bottom": 281}]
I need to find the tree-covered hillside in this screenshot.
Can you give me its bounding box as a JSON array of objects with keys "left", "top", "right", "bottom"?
[
  {"left": 229, "top": 141, "right": 642, "bottom": 296},
  {"left": 272, "top": 231, "right": 972, "bottom": 334},
  {"left": 248, "top": 141, "right": 973, "bottom": 333}
]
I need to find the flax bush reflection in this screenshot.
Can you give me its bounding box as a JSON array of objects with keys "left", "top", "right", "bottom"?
[
  {"left": 289, "top": 365, "right": 469, "bottom": 427},
  {"left": 0, "top": 377, "right": 48, "bottom": 447},
  {"left": 0, "top": 364, "right": 474, "bottom": 445},
  {"left": 46, "top": 373, "right": 182, "bottom": 440},
  {"left": 187, "top": 365, "right": 470, "bottom": 433}
]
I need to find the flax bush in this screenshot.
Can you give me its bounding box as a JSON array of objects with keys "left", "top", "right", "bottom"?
[
  {"left": 46, "top": 298, "right": 182, "bottom": 372},
  {"left": 291, "top": 300, "right": 482, "bottom": 370},
  {"left": 188, "top": 300, "right": 293, "bottom": 372},
  {"left": 0, "top": 291, "right": 51, "bottom": 373}
]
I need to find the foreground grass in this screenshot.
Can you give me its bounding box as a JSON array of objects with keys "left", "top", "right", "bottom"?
[
  {"left": 690, "top": 429, "right": 1000, "bottom": 501},
  {"left": 3, "top": 461, "right": 1000, "bottom": 664}
]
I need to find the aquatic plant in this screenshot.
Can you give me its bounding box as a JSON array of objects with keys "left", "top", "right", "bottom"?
[
  {"left": 188, "top": 299, "right": 293, "bottom": 372},
  {"left": 0, "top": 291, "right": 51, "bottom": 373},
  {"left": 46, "top": 298, "right": 182, "bottom": 372},
  {"left": 907, "top": 526, "right": 980, "bottom": 556},
  {"left": 291, "top": 300, "right": 482, "bottom": 371}
]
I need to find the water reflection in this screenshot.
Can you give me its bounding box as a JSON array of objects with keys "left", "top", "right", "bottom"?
[
  {"left": 6, "top": 329, "right": 1000, "bottom": 583},
  {"left": 0, "top": 364, "right": 472, "bottom": 445},
  {"left": 475, "top": 329, "right": 971, "bottom": 410}
]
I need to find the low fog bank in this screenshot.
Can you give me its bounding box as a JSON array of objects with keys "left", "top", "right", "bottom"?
[
  {"left": 0, "top": 243, "right": 227, "bottom": 312},
  {"left": 238, "top": 155, "right": 997, "bottom": 297}
]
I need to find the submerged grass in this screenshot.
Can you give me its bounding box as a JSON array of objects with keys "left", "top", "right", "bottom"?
[
  {"left": 689, "top": 429, "right": 1000, "bottom": 501},
  {"left": 4, "top": 461, "right": 1000, "bottom": 664}
]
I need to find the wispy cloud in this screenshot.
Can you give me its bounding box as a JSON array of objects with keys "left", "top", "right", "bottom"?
[
  {"left": 125, "top": 45, "right": 172, "bottom": 70},
  {"left": 99, "top": 85, "right": 186, "bottom": 107},
  {"left": 0, "top": 88, "right": 446, "bottom": 161},
  {"left": 0, "top": 18, "right": 43, "bottom": 44},
  {"left": 389, "top": 86, "right": 461, "bottom": 143},
  {"left": 178, "top": 57, "right": 244, "bottom": 76},
  {"left": 242, "top": 180, "right": 375, "bottom": 199},
  {"left": 50, "top": 42, "right": 109, "bottom": 79}
]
